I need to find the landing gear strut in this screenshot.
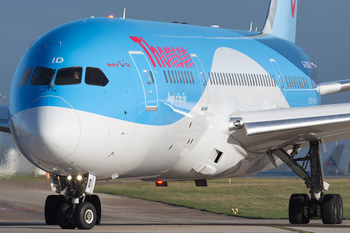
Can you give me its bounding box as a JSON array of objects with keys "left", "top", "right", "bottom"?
[
  {"left": 44, "top": 173, "right": 100, "bottom": 229},
  {"left": 272, "top": 140, "right": 343, "bottom": 224}
]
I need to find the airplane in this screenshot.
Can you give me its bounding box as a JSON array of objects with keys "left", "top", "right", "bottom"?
[
  {"left": 323, "top": 144, "right": 345, "bottom": 175},
  {"left": 1, "top": 0, "right": 350, "bottom": 229}
]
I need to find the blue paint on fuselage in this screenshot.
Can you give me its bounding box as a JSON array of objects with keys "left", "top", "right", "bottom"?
[{"left": 10, "top": 17, "right": 319, "bottom": 125}]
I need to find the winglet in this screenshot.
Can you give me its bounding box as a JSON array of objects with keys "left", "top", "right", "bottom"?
[{"left": 262, "top": 0, "right": 298, "bottom": 43}]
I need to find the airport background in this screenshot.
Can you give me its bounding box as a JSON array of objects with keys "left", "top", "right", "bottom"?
[{"left": 1, "top": 0, "right": 350, "bottom": 177}]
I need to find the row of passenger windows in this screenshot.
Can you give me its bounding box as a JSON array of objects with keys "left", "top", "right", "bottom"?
[
  {"left": 163, "top": 70, "right": 195, "bottom": 84},
  {"left": 161, "top": 70, "right": 313, "bottom": 90},
  {"left": 209, "top": 72, "right": 277, "bottom": 87},
  {"left": 210, "top": 73, "right": 314, "bottom": 89},
  {"left": 18, "top": 66, "right": 109, "bottom": 87},
  {"left": 285, "top": 76, "right": 310, "bottom": 89}
]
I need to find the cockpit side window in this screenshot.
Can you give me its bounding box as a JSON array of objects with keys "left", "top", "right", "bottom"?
[
  {"left": 18, "top": 67, "right": 33, "bottom": 87},
  {"left": 85, "top": 67, "right": 109, "bottom": 87},
  {"left": 55, "top": 67, "right": 82, "bottom": 85},
  {"left": 30, "top": 67, "right": 54, "bottom": 85}
]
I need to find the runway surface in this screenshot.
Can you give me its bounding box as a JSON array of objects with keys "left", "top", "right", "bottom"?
[{"left": 0, "top": 179, "right": 349, "bottom": 232}]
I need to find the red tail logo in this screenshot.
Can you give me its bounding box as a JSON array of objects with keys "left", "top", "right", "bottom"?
[{"left": 291, "top": 0, "right": 296, "bottom": 18}]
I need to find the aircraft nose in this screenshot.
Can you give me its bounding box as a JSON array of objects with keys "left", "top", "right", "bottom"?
[{"left": 19, "top": 96, "right": 81, "bottom": 163}]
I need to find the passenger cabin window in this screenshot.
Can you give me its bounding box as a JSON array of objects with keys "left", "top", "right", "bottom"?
[
  {"left": 175, "top": 71, "right": 180, "bottom": 83},
  {"left": 85, "top": 67, "right": 109, "bottom": 87},
  {"left": 171, "top": 71, "right": 176, "bottom": 83},
  {"left": 55, "top": 67, "right": 82, "bottom": 85},
  {"left": 149, "top": 71, "right": 155, "bottom": 84},
  {"left": 167, "top": 71, "right": 172, "bottom": 83},
  {"left": 164, "top": 70, "right": 168, "bottom": 83},
  {"left": 31, "top": 67, "right": 54, "bottom": 85},
  {"left": 18, "top": 67, "right": 33, "bottom": 87}
]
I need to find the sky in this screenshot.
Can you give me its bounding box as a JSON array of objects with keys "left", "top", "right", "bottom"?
[{"left": 0, "top": 0, "right": 350, "bottom": 173}]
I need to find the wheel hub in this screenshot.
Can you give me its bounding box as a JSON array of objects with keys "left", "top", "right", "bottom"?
[{"left": 84, "top": 209, "right": 94, "bottom": 224}]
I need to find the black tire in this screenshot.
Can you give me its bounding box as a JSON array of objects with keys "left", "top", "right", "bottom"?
[
  {"left": 289, "top": 194, "right": 309, "bottom": 224},
  {"left": 44, "top": 195, "right": 65, "bottom": 225},
  {"left": 301, "top": 194, "right": 310, "bottom": 224},
  {"left": 57, "top": 202, "right": 76, "bottom": 229},
  {"left": 85, "top": 195, "right": 101, "bottom": 225},
  {"left": 335, "top": 194, "right": 343, "bottom": 224},
  {"left": 322, "top": 194, "right": 337, "bottom": 224},
  {"left": 74, "top": 202, "right": 97, "bottom": 229}
]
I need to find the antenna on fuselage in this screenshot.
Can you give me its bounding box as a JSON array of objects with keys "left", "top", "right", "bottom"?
[
  {"left": 122, "top": 7, "right": 126, "bottom": 19},
  {"left": 249, "top": 22, "right": 252, "bottom": 32}
]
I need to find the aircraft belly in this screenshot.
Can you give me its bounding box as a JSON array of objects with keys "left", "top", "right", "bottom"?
[
  {"left": 16, "top": 106, "right": 205, "bottom": 179},
  {"left": 63, "top": 110, "right": 191, "bottom": 178}
]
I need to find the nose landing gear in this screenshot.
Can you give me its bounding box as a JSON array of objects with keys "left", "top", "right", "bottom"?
[{"left": 44, "top": 173, "right": 100, "bottom": 229}]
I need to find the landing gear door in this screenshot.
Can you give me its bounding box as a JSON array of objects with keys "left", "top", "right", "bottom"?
[
  {"left": 270, "top": 59, "right": 286, "bottom": 108},
  {"left": 129, "top": 51, "right": 158, "bottom": 111},
  {"left": 85, "top": 173, "right": 96, "bottom": 194},
  {"left": 191, "top": 54, "right": 208, "bottom": 111}
]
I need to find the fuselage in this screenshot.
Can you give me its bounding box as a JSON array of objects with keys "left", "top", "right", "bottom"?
[{"left": 8, "top": 17, "right": 319, "bottom": 180}]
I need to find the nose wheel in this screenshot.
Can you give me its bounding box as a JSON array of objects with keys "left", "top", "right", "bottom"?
[
  {"left": 44, "top": 195, "right": 65, "bottom": 225},
  {"left": 74, "top": 202, "right": 97, "bottom": 229},
  {"left": 57, "top": 202, "right": 75, "bottom": 229},
  {"left": 44, "top": 173, "right": 100, "bottom": 229}
]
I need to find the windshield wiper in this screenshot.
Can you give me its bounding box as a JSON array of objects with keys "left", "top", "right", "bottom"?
[{"left": 43, "top": 69, "right": 57, "bottom": 92}]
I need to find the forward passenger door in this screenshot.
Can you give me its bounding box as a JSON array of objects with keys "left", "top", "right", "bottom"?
[{"left": 129, "top": 51, "right": 158, "bottom": 111}]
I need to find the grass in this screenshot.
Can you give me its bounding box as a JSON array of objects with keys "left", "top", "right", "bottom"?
[
  {"left": 0, "top": 174, "right": 47, "bottom": 181},
  {"left": 95, "top": 178, "right": 350, "bottom": 219}
]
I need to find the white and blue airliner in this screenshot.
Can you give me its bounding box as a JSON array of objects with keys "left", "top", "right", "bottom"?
[{"left": 1, "top": 0, "right": 350, "bottom": 229}]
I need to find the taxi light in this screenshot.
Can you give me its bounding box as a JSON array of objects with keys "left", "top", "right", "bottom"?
[
  {"left": 155, "top": 180, "right": 168, "bottom": 187},
  {"left": 67, "top": 175, "right": 72, "bottom": 181},
  {"left": 108, "top": 15, "right": 114, "bottom": 18},
  {"left": 77, "top": 175, "right": 83, "bottom": 181}
]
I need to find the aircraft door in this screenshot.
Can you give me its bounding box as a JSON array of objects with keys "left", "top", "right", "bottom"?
[
  {"left": 270, "top": 59, "right": 286, "bottom": 108},
  {"left": 129, "top": 51, "right": 158, "bottom": 111},
  {"left": 191, "top": 54, "right": 208, "bottom": 111}
]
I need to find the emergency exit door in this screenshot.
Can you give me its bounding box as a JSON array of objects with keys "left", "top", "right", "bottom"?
[{"left": 191, "top": 54, "right": 208, "bottom": 111}]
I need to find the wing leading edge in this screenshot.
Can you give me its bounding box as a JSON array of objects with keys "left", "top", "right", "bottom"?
[
  {"left": 318, "top": 79, "right": 350, "bottom": 96},
  {"left": 229, "top": 103, "right": 350, "bottom": 152},
  {"left": 0, "top": 106, "right": 10, "bottom": 133}
]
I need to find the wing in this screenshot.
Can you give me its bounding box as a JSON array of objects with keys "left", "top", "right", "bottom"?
[
  {"left": 318, "top": 79, "right": 350, "bottom": 95},
  {"left": 229, "top": 103, "right": 350, "bottom": 152},
  {"left": 0, "top": 106, "right": 10, "bottom": 133}
]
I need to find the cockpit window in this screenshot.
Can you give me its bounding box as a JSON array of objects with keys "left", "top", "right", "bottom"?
[
  {"left": 85, "top": 67, "right": 109, "bottom": 87},
  {"left": 30, "top": 67, "right": 54, "bottom": 85},
  {"left": 55, "top": 67, "right": 82, "bottom": 85},
  {"left": 18, "top": 67, "right": 33, "bottom": 87}
]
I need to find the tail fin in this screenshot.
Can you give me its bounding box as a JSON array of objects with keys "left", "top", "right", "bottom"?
[
  {"left": 262, "top": 0, "right": 298, "bottom": 43},
  {"left": 323, "top": 144, "right": 344, "bottom": 174}
]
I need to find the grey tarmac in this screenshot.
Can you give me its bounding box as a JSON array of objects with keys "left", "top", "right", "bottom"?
[{"left": 0, "top": 179, "right": 349, "bottom": 233}]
